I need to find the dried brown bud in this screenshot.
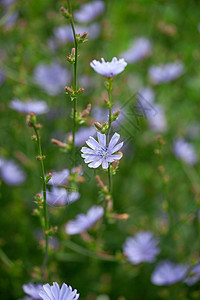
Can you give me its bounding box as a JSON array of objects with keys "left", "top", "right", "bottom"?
[
  {"left": 67, "top": 134, "right": 73, "bottom": 144},
  {"left": 114, "top": 109, "right": 120, "bottom": 117},
  {"left": 65, "top": 86, "right": 73, "bottom": 94},
  {"left": 51, "top": 138, "right": 67, "bottom": 148},
  {"left": 80, "top": 104, "right": 91, "bottom": 118},
  {"left": 80, "top": 32, "right": 88, "bottom": 39},
  {"left": 112, "top": 213, "right": 130, "bottom": 220},
  {"left": 104, "top": 99, "right": 109, "bottom": 105},
  {"left": 94, "top": 121, "right": 103, "bottom": 130},
  {"left": 71, "top": 48, "right": 75, "bottom": 56}
]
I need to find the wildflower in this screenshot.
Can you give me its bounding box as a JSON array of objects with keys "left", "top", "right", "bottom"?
[
  {"left": 137, "top": 87, "right": 155, "bottom": 107},
  {"left": 81, "top": 132, "right": 123, "bottom": 169},
  {"left": 0, "top": 158, "right": 26, "bottom": 185},
  {"left": 46, "top": 187, "right": 80, "bottom": 206},
  {"left": 74, "top": 1, "right": 105, "bottom": 23},
  {"left": 65, "top": 205, "right": 104, "bottom": 235},
  {"left": 39, "top": 282, "right": 79, "bottom": 300},
  {"left": 23, "top": 282, "right": 43, "bottom": 299},
  {"left": 184, "top": 264, "right": 200, "bottom": 286},
  {"left": 148, "top": 61, "right": 184, "bottom": 84},
  {"left": 90, "top": 57, "right": 127, "bottom": 77},
  {"left": 9, "top": 99, "right": 49, "bottom": 115},
  {"left": 34, "top": 62, "right": 70, "bottom": 96},
  {"left": 47, "top": 169, "right": 69, "bottom": 186},
  {"left": 120, "top": 38, "right": 152, "bottom": 63},
  {"left": 173, "top": 138, "right": 197, "bottom": 165},
  {"left": 151, "top": 260, "right": 187, "bottom": 286},
  {"left": 146, "top": 104, "right": 167, "bottom": 132},
  {"left": 74, "top": 126, "right": 96, "bottom": 147},
  {"left": 123, "top": 231, "right": 160, "bottom": 265}
]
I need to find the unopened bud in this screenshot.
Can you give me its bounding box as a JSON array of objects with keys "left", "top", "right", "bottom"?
[
  {"left": 51, "top": 138, "right": 68, "bottom": 149},
  {"left": 60, "top": 6, "right": 72, "bottom": 18},
  {"left": 80, "top": 32, "right": 87, "bottom": 39},
  {"left": 26, "top": 112, "right": 36, "bottom": 127},
  {"left": 65, "top": 86, "right": 73, "bottom": 94},
  {"left": 71, "top": 48, "right": 75, "bottom": 56},
  {"left": 80, "top": 103, "right": 91, "bottom": 118},
  {"left": 94, "top": 122, "right": 103, "bottom": 130},
  {"left": 114, "top": 109, "right": 120, "bottom": 117},
  {"left": 67, "top": 134, "right": 73, "bottom": 144},
  {"left": 112, "top": 213, "right": 130, "bottom": 220}
]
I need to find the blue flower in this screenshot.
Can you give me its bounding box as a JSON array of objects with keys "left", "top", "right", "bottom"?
[
  {"left": 0, "top": 158, "right": 26, "bottom": 186},
  {"left": 74, "top": 1, "right": 105, "bottom": 23},
  {"left": 81, "top": 132, "right": 123, "bottom": 169},
  {"left": 65, "top": 205, "right": 104, "bottom": 235},
  {"left": 9, "top": 98, "right": 49, "bottom": 115},
  {"left": 173, "top": 138, "right": 197, "bottom": 165},
  {"left": 151, "top": 260, "right": 187, "bottom": 286},
  {"left": 90, "top": 57, "right": 127, "bottom": 77},
  {"left": 48, "top": 169, "right": 70, "bottom": 186},
  {"left": 120, "top": 37, "right": 152, "bottom": 63},
  {"left": 123, "top": 231, "right": 160, "bottom": 265},
  {"left": 46, "top": 187, "right": 80, "bottom": 207},
  {"left": 39, "top": 282, "right": 79, "bottom": 300},
  {"left": 148, "top": 61, "right": 184, "bottom": 84},
  {"left": 23, "top": 283, "right": 43, "bottom": 299},
  {"left": 34, "top": 62, "right": 70, "bottom": 96}
]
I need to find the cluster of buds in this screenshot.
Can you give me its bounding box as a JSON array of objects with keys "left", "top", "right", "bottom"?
[
  {"left": 45, "top": 226, "right": 58, "bottom": 237},
  {"left": 45, "top": 172, "right": 52, "bottom": 183},
  {"left": 27, "top": 112, "right": 42, "bottom": 130},
  {"left": 104, "top": 98, "right": 112, "bottom": 108},
  {"left": 34, "top": 193, "right": 44, "bottom": 209},
  {"left": 94, "top": 121, "right": 109, "bottom": 134},
  {"left": 60, "top": 6, "right": 72, "bottom": 19},
  {"left": 67, "top": 48, "right": 76, "bottom": 64},
  {"left": 65, "top": 86, "right": 84, "bottom": 101},
  {"left": 36, "top": 155, "right": 46, "bottom": 161},
  {"left": 51, "top": 138, "right": 71, "bottom": 152},
  {"left": 104, "top": 77, "right": 113, "bottom": 91},
  {"left": 95, "top": 175, "right": 113, "bottom": 211},
  {"left": 76, "top": 104, "right": 91, "bottom": 125},
  {"left": 76, "top": 32, "right": 88, "bottom": 44}
]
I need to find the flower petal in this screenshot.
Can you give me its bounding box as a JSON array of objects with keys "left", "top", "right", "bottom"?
[
  {"left": 110, "top": 141, "right": 123, "bottom": 154},
  {"left": 108, "top": 133, "right": 120, "bottom": 151},
  {"left": 88, "top": 159, "right": 102, "bottom": 168},
  {"left": 86, "top": 136, "right": 100, "bottom": 150},
  {"left": 97, "top": 132, "right": 106, "bottom": 147},
  {"left": 81, "top": 147, "right": 96, "bottom": 154},
  {"left": 102, "top": 158, "right": 109, "bottom": 169}
]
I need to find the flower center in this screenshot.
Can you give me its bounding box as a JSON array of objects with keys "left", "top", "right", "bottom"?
[{"left": 97, "top": 146, "right": 109, "bottom": 158}]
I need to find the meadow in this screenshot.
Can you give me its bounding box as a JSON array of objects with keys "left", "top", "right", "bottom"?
[{"left": 1, "top": 0, "right": 200, "bottom": 299}]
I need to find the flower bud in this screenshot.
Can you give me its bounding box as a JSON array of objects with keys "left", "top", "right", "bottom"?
[
  {"left": 51, "top": 138, "right": 68, "bottom": 149},
  {"left": 60, "top": 6, "right": 72, "bottom": 18}
]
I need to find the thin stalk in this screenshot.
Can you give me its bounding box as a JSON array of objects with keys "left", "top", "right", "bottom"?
[
  {"left": 67, "top": 0, "right": 78, "bottom": 167},
  {"left": 107, "top": 80, "right": 113, "bottom": 194},
  {"left": 33, "top": 126, "right": 49, "bottom": 279}
]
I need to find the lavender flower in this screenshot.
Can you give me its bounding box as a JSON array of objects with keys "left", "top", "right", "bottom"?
[
  {"left": 9, "top": 98, "right": 49, "bottom": 115},
  {"left": 149, "top": 61, "right": 184, "bottom": 84},
  {"left": 184, "top": 265, "right": 200, "bottom": 285},
  {"left": 173, "top": 138, "right": 197, "bottom": 165},
  {"left": 0, "top": 158, "right": 26, "bottom": 185},
  {"left": 151, "top": 260, "right": 187, "bottom": 286},
  {"left": 33, "top": 62, "right": 70, "bottom": 96},
  {"left": 23, "top": 283, "right": 43, "bottom": 300},
  {"left": 54, "top": 23, "right": 100, "bottom": 43},
  {"left": 81, "top": 132, "right": 123, "bottom": 169},
  {"left": 1, "top": 0, "right": 16, "bottom": 6},
  {"left": 123, "top": 231, "right": 160, "bottom": 265},
  {"left": 46, "top": 187, "right": 80, "bottom": 206},
  {"left": 65, "top": 205, "right": 104, "bottom": 235},
  {"left": 74, "top": 1, "right": 105, "bottom": 23},
  {"left": 120, "top": 38, "right": 152, "bottom": 63},
  {"left": 146, "top": 104, "right": 167, "bottom": 132},
  {"left": 48, "top": 169, "right": 69, "bottom": 186},
  {"left": 90, "top": 57, "right": 127, "bottom": 77},
  {"left": 39, "top": 282, "right": 79, "bottom": 300}
]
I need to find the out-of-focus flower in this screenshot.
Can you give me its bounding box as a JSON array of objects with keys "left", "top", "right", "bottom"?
[
  {"left": 151, "top": 260, "right": 187, "bottom": 286},
  {"left": 90, "top": 57, "right": 127, "bottom": 77},
  {"left": 149, "top": 61, "right": 184, "bottom": 84},
  {"left": 146, "top": 104, "right": 167, "bottom": 132},
  {"left": 33, "top": 62, "right": 70, "bottom": 96},
  {"left": 39, "top": 282, "right": 79, "bottom": 300},
  {"left": 0, "top": 158, "right": 26, "bottom": 185},
  {"left": 136, "top": 87, "right": 155, "bottom": 115},
  {"left": 65, "top": 205, "right": 104, "bottom": 235},
  {"left": 2, "top": 9, "right": 18, "bottom": 28},
  {"left": 9, "top": 99, "right": 49, "bottom": 115},
  {"left": 184, "top": 265, "right": 200, "bottom": 285},
  {"left": 123, "top": 231, "right": 160, "bottom": 265},
  {"left": 48, "top": 169, "right": 69, "bottom": 186},
  {"left": 74, "top": 0, "right": 105, "bottom": 23},
  {"left": 1, "top": 0, "right": 16, "bottom": 6},
  {"left": 0, "top": 70, "right": 5, "bottom": 87},
  {"left": 23, "top": 283, "right": 43, "bottom": 300},
  {"left": 54, "top": 23, "right": 100, "bottom": 43},
  {"left": 173, "top": 138, "right": 197, "bottom": 165},
  {"left": 46, "top": 187, "right": 80, "bottom": 206},
  {"left": 81, "top": 132, "right": 123, "bottom": 169},
  {"left": 74, "top": 126, "right": 96, "bottom": 147},
  {"left": 34, "top": 228, "right": 59, "bottom": 250},
  {"left": 120, "top": 38, "right": 152, "bottom": 63}
]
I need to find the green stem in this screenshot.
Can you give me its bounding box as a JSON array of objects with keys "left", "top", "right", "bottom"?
[
  {"left": 0, "top": 248, "right": 13, "bottom": 268},
  {"left": 67, "top": 0, "right": 78, "bottom": 168},
  {"left": 33, "top": 126, "right": 49, "bottom": 279},
  {"left": 107, "top": 80, "right": 113, "bottom": 195}
]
